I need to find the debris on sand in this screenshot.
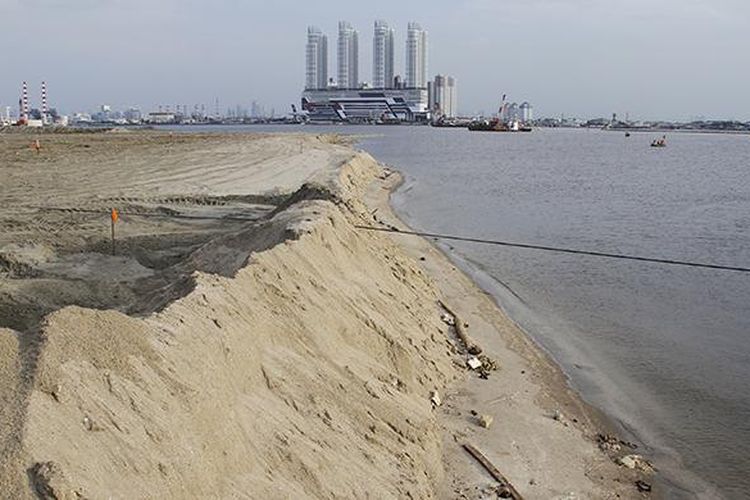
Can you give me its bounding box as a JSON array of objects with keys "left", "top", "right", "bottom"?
[
  {"left": 441, "top": 312, "right": 456, "bottom": 326},
  {"left": 635, "top": 480, "right": 652, "bottom": 493},
  {"left": 462, "top": 444, "right": 524, "bottom": 499},
  {"left": 475, "top": 354, "right": 499, "bottom": 379},
  {"left": 477, "top": 414, "right": 494, "bottom": 429},
  {"left": 617, "top": 454, "right": 654, "bottom": 473},
  {"left": 467, "top": 356, "right": 483, "bottom": 370},
  {"left": 29, "top": 461, "right": 79, "bottom": 500},
  {"left": 438, "top": 301, "right": 483, "bottom": 355},
  {"left": 597, "top": 433, "right": 637, "bottom": 453},
  {"left": 550, "top": 409, "right": 570, "bottom": 427},
  {"left": 430, "top": 390, "right": 442, "bottom": 408}
]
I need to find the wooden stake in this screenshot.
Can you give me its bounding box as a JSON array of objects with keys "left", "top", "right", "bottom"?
[
  {"left": 463, "top": 443, "right": 524, "bottom": 499},
  {"left": 110, "top": 208, "right": 118, "bottom": 255}
]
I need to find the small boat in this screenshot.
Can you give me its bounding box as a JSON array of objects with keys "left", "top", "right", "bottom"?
[
  {"left": 625, "top": 132, "right": 631, "bottom": 137},
  {"left": 651, "top": 135, "right": 667, "bottom": 148}
]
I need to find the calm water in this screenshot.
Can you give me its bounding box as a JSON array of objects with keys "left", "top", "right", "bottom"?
[
  {"left": 357, "top": 127, "right": 750, "bottom": 499},
  {"left": 175, "top": 125, "right": 750, "bottom": 498}
]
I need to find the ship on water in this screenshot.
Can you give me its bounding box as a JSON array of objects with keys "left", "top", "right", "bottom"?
[{"left": 469, "top": 94, "right": 532, "bottom": 132}]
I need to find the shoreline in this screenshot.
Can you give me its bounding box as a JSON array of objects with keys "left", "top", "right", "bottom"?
[
  {"left": 383, "top": 168, "right": 726, "bottom": 499},
  {"left": 0, "top": 130, "right": 652, "bottom": 497},
  {"left": 364, "top": 163, "right": 654, "bottom": 498}
]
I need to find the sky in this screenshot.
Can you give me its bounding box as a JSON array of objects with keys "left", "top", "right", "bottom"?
[{"left": 1, "top": 0, "right": 748, "bottom": 120}]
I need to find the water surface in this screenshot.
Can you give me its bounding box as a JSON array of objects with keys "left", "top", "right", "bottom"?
[
  {"left": 356, "top": 127, "right": 750, "bottom": 499},
  {"left": 172, "top": 124, "right": 750, "bottom": 498}
]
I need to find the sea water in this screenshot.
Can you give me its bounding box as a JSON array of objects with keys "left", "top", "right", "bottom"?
[
  {"left": 356, "top": 126, "right": 750, "bottom": 499},
  {"left": 176, "top": 124, "right": 750, "bottom": 498}
]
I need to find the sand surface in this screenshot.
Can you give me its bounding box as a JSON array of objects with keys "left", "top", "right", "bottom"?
[{"left": 0, "top": 130, "right": 651, "bottom": 498}]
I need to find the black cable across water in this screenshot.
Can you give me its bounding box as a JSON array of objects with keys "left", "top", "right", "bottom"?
[
  {"left": 355, "top": 225, "right": 750, "bottom": 274},
  {"left": 32, "top": 206, "right": 750, "bottom": 273}
]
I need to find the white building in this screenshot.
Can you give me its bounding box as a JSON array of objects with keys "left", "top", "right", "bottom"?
[
  {"left": 430, "top": 75, "right": 457, "bottom": 118},
  {"left": 123, "top": 107, "right": 142, "bottom": 123},
  {"left": 337, "top": 21, "right": 359, "bottom": 89},
  {"left": 302, "top": 88, "right": 428, "bottom": 123},
  {"left": 520, "top": 102, "right": 534, "bottom": 122},
  {"left": 372, "top": 20, "right": 395, "bottom": 89},
  {"left": 147, "top": 112, "right": 176, "bottom": 124},
  {"left": 305, "top": 26, "right": 328, "bottom": 90},
  {"left": 405, "top": 22, "right": 428, "bottom": 89},
  {"left": 507, "top": 102, "right": 519, "bottom": 121}
]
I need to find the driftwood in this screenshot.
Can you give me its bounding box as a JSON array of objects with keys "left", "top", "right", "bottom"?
[
  {"left": 463, "top": 443, "right": 524, "bottom": 500},
  {"left": 439, "top": 300, "right": 482, "bottom": 355}
]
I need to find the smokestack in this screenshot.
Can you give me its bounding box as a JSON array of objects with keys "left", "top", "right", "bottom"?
[
  {"left": 41, "top": 81, "right": 48, "bottom": 117},
  {"left": 21, "top": 81, "right": 29, "bottom": 120}
]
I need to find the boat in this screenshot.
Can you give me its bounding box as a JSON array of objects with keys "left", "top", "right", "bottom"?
[
  {"left": 651, "top": 135, "right": 667, "bottom": 147},
  {"left": 468, "top": 94, "right": 532, "bottom": 132},
  {"left": 468, "top": 118, "right": 532, "bottom": 132}
]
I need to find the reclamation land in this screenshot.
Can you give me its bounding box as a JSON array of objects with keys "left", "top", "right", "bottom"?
[{"left": 0, "top": 130, "right": 653, "bottom": 499}]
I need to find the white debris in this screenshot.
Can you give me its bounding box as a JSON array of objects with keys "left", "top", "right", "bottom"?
[
  {"left": 478, "top": 414, "right": 494, "bottom": 429},
  {"left": 467, "top": 356, "right": 483, "bottom": 370},
  {"left": 617, "top": 454, "right": 654, "bottom": 472},
  {"left": 430, "top": 390, "right": 442, "bottom": 408},
  {"left": 441, "top": 313, "right": 455, "bottom": 326}
]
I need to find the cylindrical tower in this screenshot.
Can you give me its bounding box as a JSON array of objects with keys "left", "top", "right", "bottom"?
[
  {"left": 41, "top": 81, "right": 48, "bottom": 117},
  {"left": 22, "top": 81, "right": 29, "bottom": 120}
]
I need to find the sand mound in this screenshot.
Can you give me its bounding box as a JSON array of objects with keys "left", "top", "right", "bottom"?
[{"left": 0, "top": 149, "right": 463, "bottom": 498}]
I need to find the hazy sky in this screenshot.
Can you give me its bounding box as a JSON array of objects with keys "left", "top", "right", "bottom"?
[{"left": 1, "top": 0, "right": 748, "bottom": 120}]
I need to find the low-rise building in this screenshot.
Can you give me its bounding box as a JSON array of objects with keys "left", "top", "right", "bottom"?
[
  {"left": 146, "top": 112, "right": 176, "bottom": 124},
  {"left": 301, "top": 88, "right": 428, "bottom": 123}
]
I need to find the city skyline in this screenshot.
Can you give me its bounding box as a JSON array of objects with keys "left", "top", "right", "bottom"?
[
  {"left": 307, "top": 20, "right": 428, "bottom": 91},
  {"left": 1, "top": 0, "right": 749, "bottom": 120}
]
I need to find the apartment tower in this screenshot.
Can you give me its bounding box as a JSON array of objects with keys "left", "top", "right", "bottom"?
[
  {"left": 405, "top": 22, "right": 428, "bottom": 89},
  {"left": 305, "top": 26, "right": 328, "bottom": 90},
  {"left": 372, "top": 20, "right": 395, "bottom": 89},
  {"left": 337, "top": 21, "right": 359, "bottom": 89},
  {"left": 431, "top": 75, "right": 457, "bottom": 118}
]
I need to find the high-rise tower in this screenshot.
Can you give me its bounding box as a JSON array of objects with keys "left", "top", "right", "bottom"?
[
  {"left": 372, "top": 20, "right": 395, "bottom": 89},
  {"left": 405, "top": 22, "right": 428, "bottom": 89},
  {"left": 337, "top": 21, "right": 359, "bottom": 89},
  {"left": 305, "top": 26, "right": 328, "bottom": 90},
  {"left": 431, "top": 75, "right": 458, "bottom": 118}
]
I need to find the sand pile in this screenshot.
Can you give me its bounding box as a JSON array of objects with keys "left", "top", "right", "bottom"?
[{"left": 0, "top": 145, "right": 464, "bottom": 498}]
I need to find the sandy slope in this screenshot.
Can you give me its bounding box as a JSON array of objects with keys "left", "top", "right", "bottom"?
[{"left": 0, "top": 131, "right": 648, "bottom": 499}]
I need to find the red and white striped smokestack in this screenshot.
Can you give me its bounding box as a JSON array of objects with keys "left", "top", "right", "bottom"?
[
  {"left": 41, "top": 81, "right": 48, "bottom": 116},
  {"left": 22, "top": 81, "right": 29, "bottom": 119}
]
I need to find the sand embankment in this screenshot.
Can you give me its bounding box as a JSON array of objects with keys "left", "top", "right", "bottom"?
[{"left": 0, "top": 131, "right": 648, "bottom": 498}]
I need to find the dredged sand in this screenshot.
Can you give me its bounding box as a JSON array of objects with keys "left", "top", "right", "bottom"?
[{"left": 0, "top": 130, "right": 649, "bottom": 498}]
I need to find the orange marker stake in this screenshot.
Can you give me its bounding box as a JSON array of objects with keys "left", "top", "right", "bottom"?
[{"left": 110, "top": 208, "right": 119, "bottom": 255}]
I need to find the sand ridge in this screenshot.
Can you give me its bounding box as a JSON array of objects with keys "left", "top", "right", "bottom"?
[{"left": 0, "top": 131, "right": 649, "bottom": 498}]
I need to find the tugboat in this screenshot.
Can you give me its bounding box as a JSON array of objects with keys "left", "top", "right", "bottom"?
[
  {"left": 468, "top": 117, "right": 511, "bottom": 132},
  {"left": 468, "top": 94, "right": 532, "bottom": 132}
]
